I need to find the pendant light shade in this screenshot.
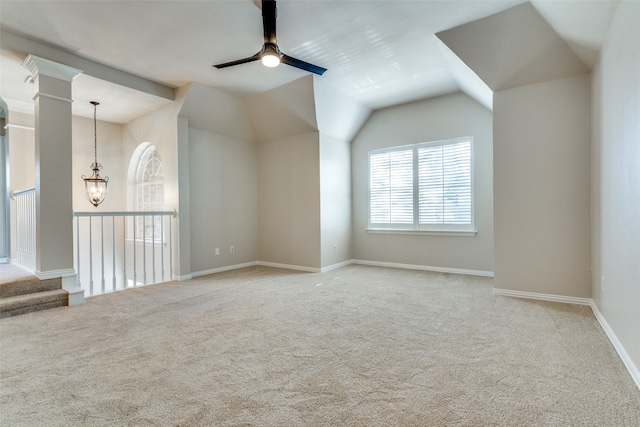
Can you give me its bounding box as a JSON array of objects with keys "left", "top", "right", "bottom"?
[{"left": 82, "top": 101, "right": 109, "bottom": 207}]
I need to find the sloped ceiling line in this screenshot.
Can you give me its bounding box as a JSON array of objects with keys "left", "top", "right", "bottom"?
[{"left": 436, "top": 2, "right": 589, "bottom": 92}]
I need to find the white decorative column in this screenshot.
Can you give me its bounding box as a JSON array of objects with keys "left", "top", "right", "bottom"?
[{"left": 23, "top": 55, "right": 85, "bottom": 305}]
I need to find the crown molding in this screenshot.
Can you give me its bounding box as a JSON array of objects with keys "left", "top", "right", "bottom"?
[{"left": 22, "top": 54, "right": 82, "bottom": 82}]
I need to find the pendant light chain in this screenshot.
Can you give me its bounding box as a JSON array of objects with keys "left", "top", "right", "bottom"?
[
  {"left": 82, "top": 100, "right": 108, "bottom": 207},
  {"left": 91, "top": 101, "right": 99, "bottom": 169},
  {"left": 93, "top": 101, "right": 97, "bottom": 167}
]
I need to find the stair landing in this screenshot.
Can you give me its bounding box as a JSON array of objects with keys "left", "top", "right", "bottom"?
[{"left": 0, "top": 263, "right": 68, "bottom": 318}]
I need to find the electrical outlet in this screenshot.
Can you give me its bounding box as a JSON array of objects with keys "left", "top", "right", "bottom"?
[
  {"left": 333, "top": 244, "right": 337, "bottom": 252},
  {"left": 230, "top": 246, "right": 235, "bottom": 254},
  {"left": 215, "top": 247, "right": 220, "bottom": 256}
]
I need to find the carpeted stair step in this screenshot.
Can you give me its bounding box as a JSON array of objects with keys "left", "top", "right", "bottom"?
[
  {"left": 0, "top": 289, "right": 68, "bottom": 318},
  {"left": 0, "top": 277, "right": 62, "bottom": 298}
]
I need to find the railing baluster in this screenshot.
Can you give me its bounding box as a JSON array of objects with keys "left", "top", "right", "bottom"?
[
  {"left": 70, "top": 210, "right": 175, "bottom": 296},
  {"left": 13, "top": 188, "right": 37, "bottom": 272},
  {"left": 16, "top": 196, "right": 21, "bottom": 265},
  {"left": 152, "top": 215, "right": 156, "bottom": 284},
  {"left": 112, "top": 216, "right": 116, "bottom": 292},
  {"left": 89, "top": 216, "right": 93, "bottom": 296},
  {"left": 122, "top": 216, "right": 127, "bottom": 289},
  {"left": 21, "top": 194, "right": 25, "bottom": 266},
  {"left": 24, "top": 193, "right": 27, "bottom": 266},
  {"left": 13, "top": 195, "right": 177, "bottom": 297},
  {"left": 161, "top": 215, "right": 165, "bottom": 282},
  {"left": 76, "top": 216, "right": 81, "bottom": 287},
  {"left": 30, "top": 191, "right": 35, "bottom": 268},
  {"left": 143, "top": 215, "right": 147, "bottom": 285},
  {"left": 133, "top": 214, "right": 137, "bottom": 287},
  {"left": 101, "top": 216, "right": 105, "bottom": 294}
]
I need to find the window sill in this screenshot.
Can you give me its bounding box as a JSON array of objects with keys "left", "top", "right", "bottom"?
[{"left": 366, "top": 228, "right": 477, "bottom": 237}]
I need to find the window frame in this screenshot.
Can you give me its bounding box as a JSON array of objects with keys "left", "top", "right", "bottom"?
[
  {"left": 134, "top": 145, "right": 165, "bottom": 241},
  {"left": 367, "top": 136, "right": 476, "bottom": 236}
]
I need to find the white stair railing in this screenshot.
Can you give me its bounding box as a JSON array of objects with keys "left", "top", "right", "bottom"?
[
  {"left": 10, "top": 187, "right": 36, "bottom": 272},
  {"left": 73, "top": 210, "right": 176, "bottom": 297}
]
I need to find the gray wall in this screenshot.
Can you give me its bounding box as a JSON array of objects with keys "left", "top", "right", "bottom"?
[
  {"left": 352, "top": 92, "right": 494, "bottom": 273},
  {"left": 320, "top": 133, "right": 352, "bottom": 269},
  {"left": 257, "top": 131, "right": 321, "bottom": 269},
  {"left": 72, "top": 116, "right": 124, "bottom": 212},
  {"left": 591, "top": 0, "right": 640, "bottom": 380},
  {"left": 188, "top": 126, "right": 257, "bottom": 272},
  {"left": 493, "top": 74, "right": 591, "bottom": 298}
]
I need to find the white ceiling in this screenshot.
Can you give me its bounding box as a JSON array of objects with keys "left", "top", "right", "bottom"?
[{"left": 0, "top": 0, "right": 619, "bottom": 124}]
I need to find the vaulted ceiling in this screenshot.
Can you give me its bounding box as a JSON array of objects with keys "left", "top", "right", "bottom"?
[{"left": 0, "top": 1, "right": 619, "bottom": 124}]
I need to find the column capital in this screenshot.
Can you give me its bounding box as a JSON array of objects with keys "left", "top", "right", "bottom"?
[{"left": 22, "top": 54, "right": 82, "bottom": 82}]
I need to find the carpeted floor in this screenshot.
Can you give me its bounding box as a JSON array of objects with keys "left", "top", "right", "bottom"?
[
  {"left": 0, "top": 263, "right": 35, "bottom": 285},
  {"left": 1, "top": 265, "right": 639, "bottom": 426}
]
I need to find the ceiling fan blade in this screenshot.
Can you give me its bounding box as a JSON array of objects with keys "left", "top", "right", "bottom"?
[
  {"left": 281, "top": 54, "right": 327, "bottom": 76},
  {"left": 213, "top": 53, "right": 261, "bottom": 69},
  {"left": 262, "top": 0, "right": 277, "bottom": 45},
  {"left": 214, "top": 1, "right": 329, "bottom": 76}
]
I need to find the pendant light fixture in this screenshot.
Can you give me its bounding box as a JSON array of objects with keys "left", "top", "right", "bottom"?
[{"left": 82, "top": 101, "right": 109, "bottom": 207}]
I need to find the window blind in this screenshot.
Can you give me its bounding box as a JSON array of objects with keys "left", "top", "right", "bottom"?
[
  {"left": 369, "top": 149, "right": 413, "bottom": 224},
  {"left": 419, "top": 141, "right": 471, "bottom": 225},
  {"left": 369, "top": 138, "right": 473, "bottom": 231}
]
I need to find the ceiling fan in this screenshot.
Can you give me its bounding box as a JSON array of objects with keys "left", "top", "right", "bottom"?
[{"left": 213, "top": 0, "right": 327, "bottom": 75}]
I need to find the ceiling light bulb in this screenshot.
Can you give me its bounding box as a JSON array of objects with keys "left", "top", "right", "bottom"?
[{"left": 261, "top": 53, "right": 281, "bottom": 68}]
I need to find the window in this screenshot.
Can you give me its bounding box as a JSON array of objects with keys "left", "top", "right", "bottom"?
[
  {"left": 368, "top": 137, "right": 474, "bottom": 234},
  {"left": 135, "top": 145, "right": 164, "bottom": 240}
]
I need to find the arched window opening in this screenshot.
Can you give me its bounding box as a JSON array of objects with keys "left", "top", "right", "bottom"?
[{"left": 135, "top": 145, "right": 164, "bottom": 240}]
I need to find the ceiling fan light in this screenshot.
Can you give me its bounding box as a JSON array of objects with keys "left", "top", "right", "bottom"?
[{"left": 261, "top": 52, "right": 281, "bottom": 68}]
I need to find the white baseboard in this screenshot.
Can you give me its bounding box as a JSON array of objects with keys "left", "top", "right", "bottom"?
[
  {"left": 491, "top": 288, "right": 639, "bottom": 392},
  {"left": 256, "top": 261, "right": 320, "bottom": 273},
  {"left": 188, "top": 259, "right": 494, "bottom": 277},
  {"left": 173, "top": 274, "right": 193, "bottom": 281},
  {"left": 191, "top": 261, "right": 258, "bottom": 278},
  {"left": 35, "top": 268, "right": 76, "bottom": 281},
  {"left": 491, "top": 288, "right": 592, "bottom": 306},
  {"left": 590, "top": 302, "right": 640, "bottom": 391},
  {"left": 321, "top": 260, "right": 353, "bottom": 273},
  {"left": 65, "top": 286, "right": 85, "bottom": 306},
  {"left": 192, "top": 260, "right": 353, "bottom": 276},
  {"left": 352, "top": 259, "right": 494, "bottom": 277}
]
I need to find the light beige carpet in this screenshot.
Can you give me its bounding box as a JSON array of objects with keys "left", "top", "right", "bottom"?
[
  {"left": 1, "top": 265, "right": 639, "bottom": 426},
  {"left": 0, "top": 263, "right": 35, "bottom": 286}
]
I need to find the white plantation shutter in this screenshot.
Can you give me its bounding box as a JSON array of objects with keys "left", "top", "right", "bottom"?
[
  {"left": 419, "top": 140, "right": 471, "bottom": 225},
  {"left": 418, "top": 146, "right": 444, "bottom": 223},
  {"left": 369, "top": 137, "right": 473, "bottom": 231},
  {"left": 369, "top": 149, "right": 413, "bottom": 224}
]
